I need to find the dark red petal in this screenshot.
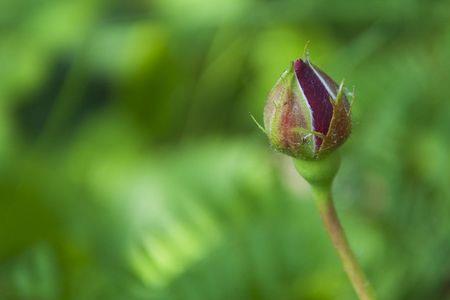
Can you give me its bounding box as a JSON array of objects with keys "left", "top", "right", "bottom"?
[
  {"left": 294, "top": 59, "right": 334, "bottom": 148},
  {"left": 315, "top": 66, "right": 351, "bottom": 112}
]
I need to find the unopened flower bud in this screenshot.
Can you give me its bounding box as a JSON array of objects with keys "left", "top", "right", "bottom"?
[{"left": 264, "top": 57, "right": 351, "bottom": 160}]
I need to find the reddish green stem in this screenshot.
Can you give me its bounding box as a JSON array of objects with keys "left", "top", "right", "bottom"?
[
  {"left": 313, "top": 187, "right": 376, "bottom": 300},
  {"left": 294, "top": 153, "right": 376, "bottom": 300}
]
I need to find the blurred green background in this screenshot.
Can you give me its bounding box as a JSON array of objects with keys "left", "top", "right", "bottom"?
[{"left": 1, "top": 0, "right": 450, "bottom": 299}]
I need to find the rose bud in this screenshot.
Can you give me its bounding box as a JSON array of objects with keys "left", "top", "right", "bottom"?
[{"left": 263, "top": 57, "right": 352, "bottom": 160}]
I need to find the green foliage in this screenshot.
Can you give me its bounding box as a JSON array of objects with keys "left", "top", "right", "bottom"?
[{"left": 1, "top": 0, "right": 450, "bottom": 299}]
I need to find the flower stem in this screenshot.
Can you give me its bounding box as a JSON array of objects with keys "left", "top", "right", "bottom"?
[
  {"left": 293, "top": 153, "right": 376, "bottom": 300},
  {"left": 312, "top": 186, "right": 376, "bottom": 300}
]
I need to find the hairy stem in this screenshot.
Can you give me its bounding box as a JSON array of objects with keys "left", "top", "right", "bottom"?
[{"left": 312, "top": 186, "right": 376, "bottom": 300}]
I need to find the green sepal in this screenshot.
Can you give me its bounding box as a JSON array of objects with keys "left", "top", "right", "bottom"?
[
  {"left": 264, "top": 62, "right": 315, "bottom": 159},
  {"left": 318, "top": 80, "right": 352, "bottom": 157}
]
